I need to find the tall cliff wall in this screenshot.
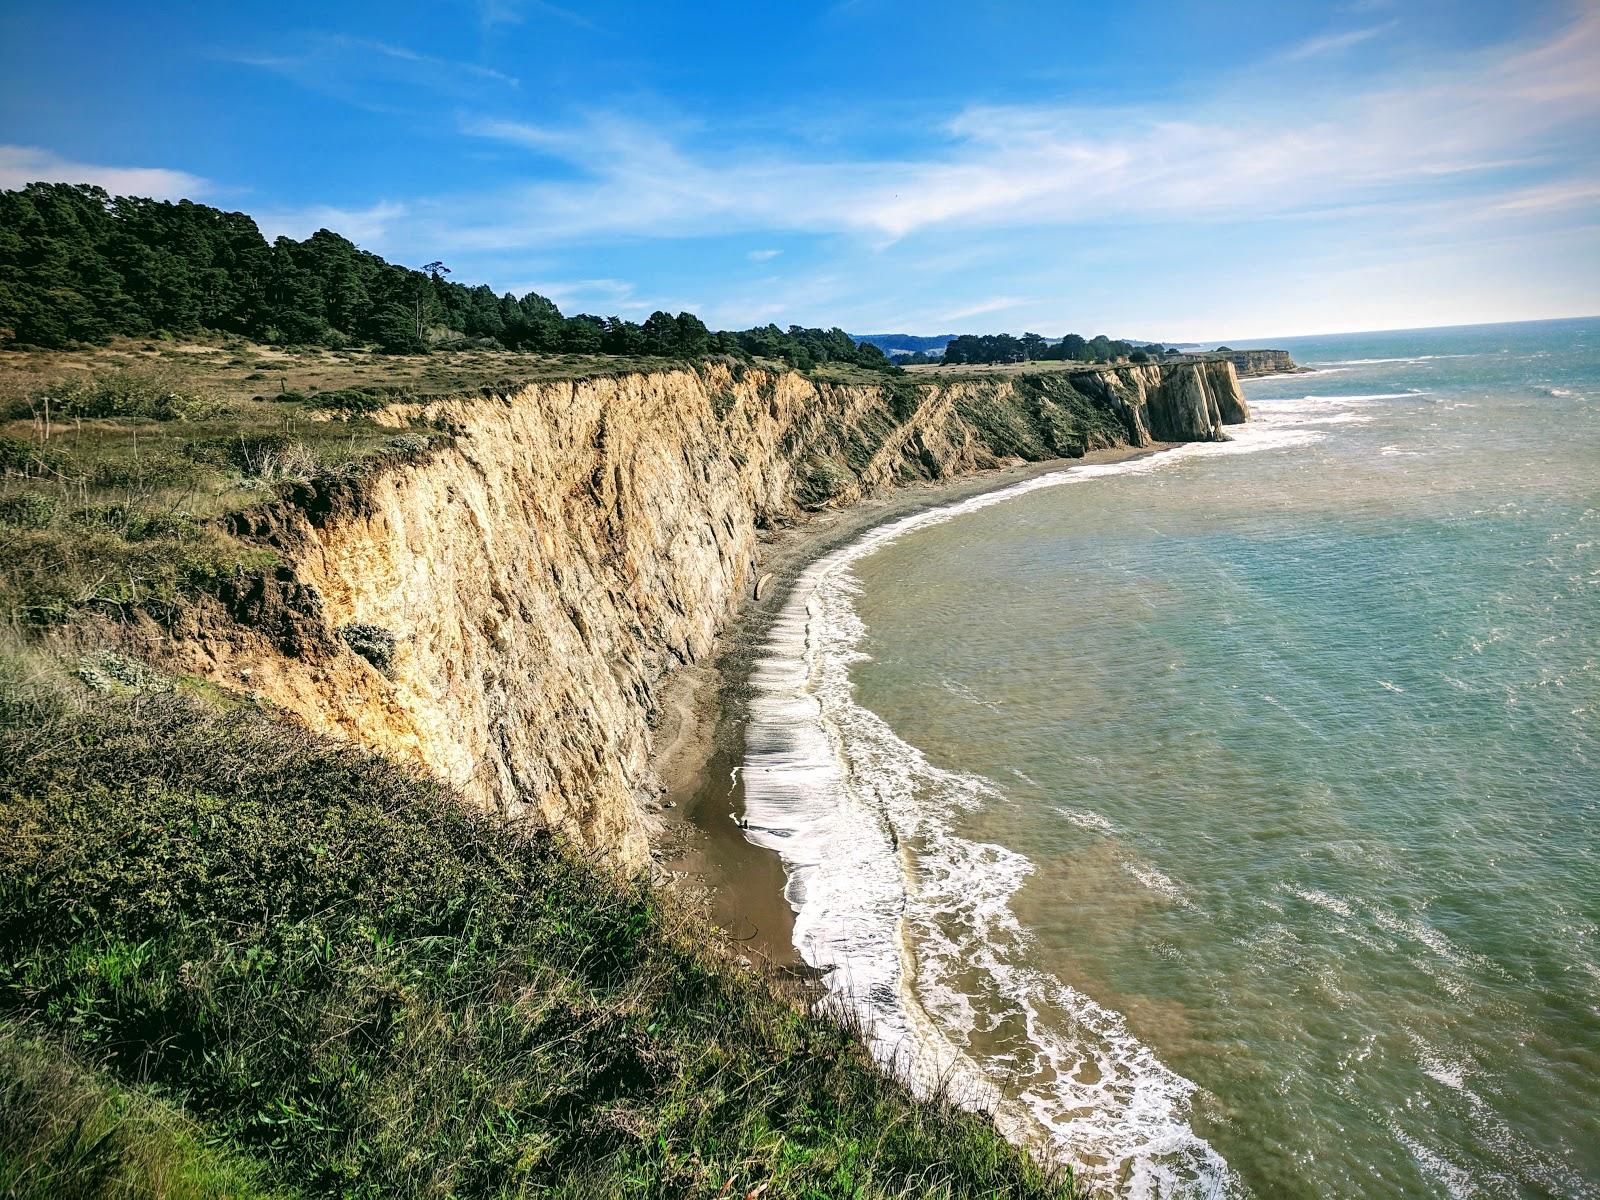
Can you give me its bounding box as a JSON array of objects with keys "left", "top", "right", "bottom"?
[
  {"left": 1171, "top": 349, "right": 1302, "bottom": 377},
  {"left": 1226, "top": 349, "right": 1303, "bottom": 377},
  {"left": 123, "top": 359, "right": 1248, "bottom": 869}
]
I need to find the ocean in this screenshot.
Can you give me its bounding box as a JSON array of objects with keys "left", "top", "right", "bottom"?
[{"left": 736, "top": 317, "right": 1599, "bottom": 1198}]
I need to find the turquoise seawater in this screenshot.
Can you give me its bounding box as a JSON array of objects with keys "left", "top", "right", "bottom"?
[{"left": 738, "top": 318, "right": 1599, "bottom": 1198}]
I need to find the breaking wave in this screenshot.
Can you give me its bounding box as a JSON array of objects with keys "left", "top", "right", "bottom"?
[{"left": 739, "top": 426, "right": 1323, "bottom": 1196}]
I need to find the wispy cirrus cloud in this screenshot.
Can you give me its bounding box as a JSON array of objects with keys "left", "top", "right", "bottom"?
[
  {"left": 522, "top": 277, "right": 640, "bottom": 309},
  {"left": 359, "top": 37, "right": 519, "bottom": 87},
  {"left": 1485, "top": 178, "right": 1600, "bottom": 214},
  {"left": 939, "top": 297, "right": 1027, "bottom": 321},
  {"left": 1284, "top": 21, "right": 1397, "bottom": 60},
  {"left": 233, "top": 32, "right": 520, "bottom": 108},
  {"left": 0, "top": 145, "right": 206, "bottom": 199},
  {"left": 474, "top": 0, "right": 601, "bottom": 33},
  {"left": 255, "top": 201, "right": 408, "bottom": 248},
  {"left": 440, "top": 5, "right": 1600, "bottom": 250}
]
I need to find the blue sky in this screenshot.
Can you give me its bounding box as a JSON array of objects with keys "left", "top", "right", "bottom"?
[{"left": 2, "top": 0, "right": 1597, "bottom": 340}]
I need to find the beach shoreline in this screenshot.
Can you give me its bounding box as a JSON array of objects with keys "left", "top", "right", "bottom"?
[{"left": 651, "top": 441, "right": 1176, "bottom": 967}]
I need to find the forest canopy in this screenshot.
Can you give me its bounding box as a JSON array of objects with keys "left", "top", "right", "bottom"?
[
  {"left": 939, "top": 332, "right": 1168, "bottom": 366},
  {"left": 0, "top": 182, "right": 896, "bottom": 373}
]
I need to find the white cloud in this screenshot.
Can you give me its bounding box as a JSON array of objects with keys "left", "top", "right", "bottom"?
[
  {"left": 939, "top": 297, "right": 1026, "bottom": 321},
  {"left": 476, "top": 0, "right": 599, "bottom": 32},
  {"left": 1284, "top": 21, "right": 1396, "bottom": 61},
  {"left": 353, "top": 38, "right": 519, "bottom": 87},
  {"left": 1487, "top": 178, "right": 1600, "bottom": 213},
  {"left": 255, "top": 201, "right": 407, "bottom": 248},
  {"left": 444, "top": 5, "right": 1600, "bottom": 248},
  {"left": 0, "top": 145, "right": 206, "bottom": 200},
  {"left": 747, "top": 248, "right": 782, "bottom": 262},
  {"left": 233, "top": 33, "right": 520, "bottom": 107}
]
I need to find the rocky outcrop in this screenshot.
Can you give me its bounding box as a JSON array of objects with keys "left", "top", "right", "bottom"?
[
  {"left": 1226, "top": 349, "right": 1302, "bottom": 377},
  {"left": 118, "top": 360, "right": 1248, "bottom": 870},
  {"left": 1068, "top": 360, "right": 1246, "bottom": 442},
  {"left": 1169, "top": 349, "right": 1301, "bottom": 378}
]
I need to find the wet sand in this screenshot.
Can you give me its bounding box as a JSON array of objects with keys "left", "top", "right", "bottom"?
[{"left": 651, "top": 444, "right": 1174, "bottom": 966}]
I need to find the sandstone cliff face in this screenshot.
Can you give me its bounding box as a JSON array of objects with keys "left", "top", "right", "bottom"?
[
  {"left": 1225, "top": 349, "right": 1302, "bottom": 377},
  {"left": 131, "top": 360, "right": 1247, "bottom": 869},
  {"left": 1069, "top": 360, "right": 1246, "bottom": 442}
]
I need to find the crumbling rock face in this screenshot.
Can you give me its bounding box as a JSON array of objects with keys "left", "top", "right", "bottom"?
[
  {"left": 123, "top": 360, "right": 1248, "bottom": 870},
  {"left": 1226, "top": 349, "right": 1301, "bottom": 378},
  {"left": 1068, "top": 360, "right": 1248, "bottom": 443}
]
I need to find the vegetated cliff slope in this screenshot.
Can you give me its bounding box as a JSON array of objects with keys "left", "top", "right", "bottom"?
[{"left": 124, "top": 358, "right": 1247, "bottom": 869}]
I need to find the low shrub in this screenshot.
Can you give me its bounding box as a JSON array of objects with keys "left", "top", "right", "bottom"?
[
  {"left": 0, "top": 525, "right": 277, "bottom": 622},
  {"left": 304, "top": 388, "right": 390, "bottom": 415},
  {"left": 0, "top": 493, "right": 56, "bottom": 530},
  {"left": 33, "top": 368, "right": 225, "bottom": 422},
  {"left": 227, "top": 434, "right": 319, "bottom": 482},
  {"left": 337, "top": 622, "right": 398, "bottom": 674},
  {"left": 0, "top": 436, "right": 62, "bottom": 478}
]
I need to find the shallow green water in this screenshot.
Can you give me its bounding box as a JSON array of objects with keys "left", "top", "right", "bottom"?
[{"left": 742, "top": 318, "right": 1599, "bottom": 1197}]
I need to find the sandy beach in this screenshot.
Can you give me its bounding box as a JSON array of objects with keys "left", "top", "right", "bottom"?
[{"left": 651, "top": 442, "right": 1174, "bottom": 966}]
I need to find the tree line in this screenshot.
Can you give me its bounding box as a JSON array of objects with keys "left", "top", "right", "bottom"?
[
  {"left": 933, "top": 332, "right": 1170, "bottom": 366},
  {"left": 0, "top": 183, "right": 896, "bottom": 373}
]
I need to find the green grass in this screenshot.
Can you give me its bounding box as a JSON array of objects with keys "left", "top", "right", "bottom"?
[
  {"left": 0, "top": 343, "right": 1127, "bottom": 1197},
  {"left": 0, "top": 346, "right": 810, "bottom": 624},
  {"left": 0, "top": 345, "right": 1136, "bottom": 623},
  {"left": 0, "top": 679, "right": 1076, "bottom": 1200},
  {"left": 0, "top": 363, "right": 451, "bottom": 623},
  {"left": 0, "top": 1021, "right": 289, "bottom": 1199}
]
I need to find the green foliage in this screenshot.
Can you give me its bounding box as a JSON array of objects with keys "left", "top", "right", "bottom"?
[
  {"left": 337, "top": 622, "right": 398, "bottom": 674},
  {"left": 0, "top": 362, "right": 451, "bottom": 623},
  {"left": 0, "top": 1021, "right": 288, "bottom": 1199},
  {"left": 73, "top": 651, "right": 170, "bottom": 696},
  {"left": 373, "top": 305, "right": 428, "bottom": 355},
  {"left": 723, "top": 323, "right": 896, "bottom": 374},
  {"left": 940, "top": 332, "right": 1168, "bottom": 367},
  {"left": 0, "top": 377, "right": 451, "bottom": 620},
  {"left": 885, "top": 379, "right": 923, "bottom": 422},
  {"left": 949, "top": 374, "right": 1132, "bottom": 461},
  {"left": 0, "top": 521, "right": 278, "bottom": 624},
  {"left": 0, "top": 436, "right": 63, "bottom": 476},
  {"left": 0, "top": 692, "right": 1076, "bottom": 1199},
  {"left": 34, "top": 366, "right": 224, "bottom": 421},
  {"left": 794, "top": 457, "right": 857, "bottom": 508},
  {"left": 0, "top": 492, "right": 55, "bottom": 530},
  {"left": 0, "top": 183, "right": 899, "bottom": 375},
  {"left": 942, "top": 334, "right": 1031, "bottom": 365},
  {"left": 303, "top": 387, "right": 393, "bottom": 415}
]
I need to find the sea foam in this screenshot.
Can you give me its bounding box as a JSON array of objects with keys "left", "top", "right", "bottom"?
[{"left": 736, "top": 437, "right": 1324, "bottom": 1196}]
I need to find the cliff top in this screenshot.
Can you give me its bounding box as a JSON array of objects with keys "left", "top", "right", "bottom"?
[
  {"left": 0, "top": 341, "right": 917, "bottom": 625},
  {"left": 905, "top": 350, "right": 1299, "bottom": 378},
  {"left": 0, "top": 335, "right": 696, "bottom": 409},
  {"left": 904, "top": 358, "right": 1159, "bottom": 378}
]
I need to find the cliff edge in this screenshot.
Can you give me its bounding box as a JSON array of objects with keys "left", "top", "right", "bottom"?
[{"left": 103, "top": 358, "right": 1248, "bottom": 869}]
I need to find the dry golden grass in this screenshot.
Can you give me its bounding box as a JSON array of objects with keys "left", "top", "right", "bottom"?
[{"left": 0, "top": 335, "right": 686, "bottom": 409}]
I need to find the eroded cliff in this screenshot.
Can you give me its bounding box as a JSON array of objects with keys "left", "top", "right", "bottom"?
[
  {"left": 119, "top": 359, "right": 1247, "bottom": 869},
  {"left": 1225, "top": 349, "right": 1304, "bottom": 377}
]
